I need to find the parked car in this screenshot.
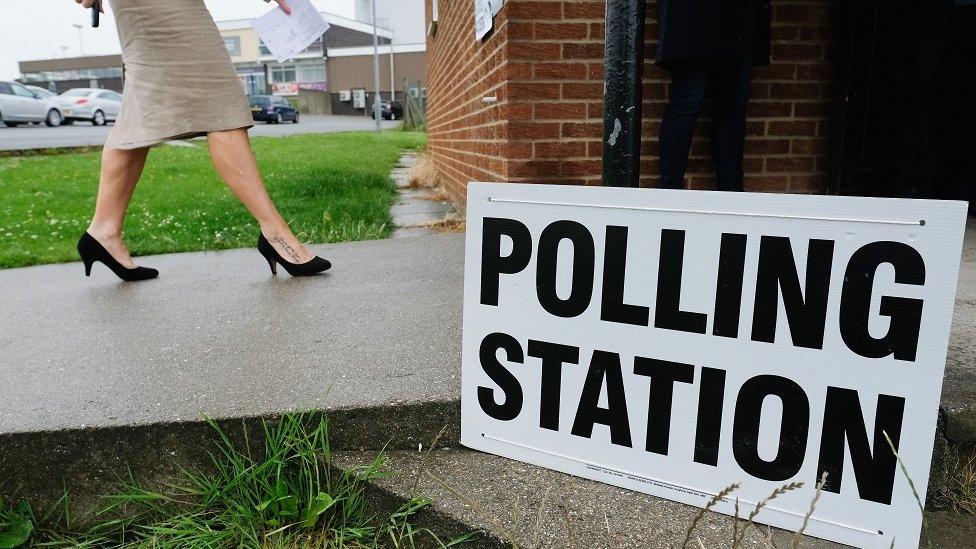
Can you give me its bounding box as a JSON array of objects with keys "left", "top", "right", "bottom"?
[
  {"left": 0, "top": 80, "right": 66, "bottom": 127},
  {"left": 58, "top": 88, "right": 122, "bottom": 126},
  {"left": 371, "top": 101, "right": 403, "bottom": 121},
  {"left": 249, "top": 95, "right": 299, "bottom": 124}
]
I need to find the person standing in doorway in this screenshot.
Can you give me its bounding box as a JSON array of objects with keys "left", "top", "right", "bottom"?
[
  {"left": 893, "top": 0, "right": 975, "bottom": 204},
  {"left": 74, "top": 0, "right": 331, "bottom": 281},
  {"left": 656, "top": 0, "right": 771, "bottom": 191}
]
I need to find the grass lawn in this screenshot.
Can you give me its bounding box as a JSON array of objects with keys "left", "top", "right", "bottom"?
[{"left": 0, "top": 131, "right": 426, "bottom": 268}]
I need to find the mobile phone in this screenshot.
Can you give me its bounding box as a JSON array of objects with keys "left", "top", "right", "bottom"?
[{"left": 91, "top": 0, "right": 100, "bottom": 28}]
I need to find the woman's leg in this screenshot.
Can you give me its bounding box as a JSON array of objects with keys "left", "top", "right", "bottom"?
[
  {"left": 207, "top": 128, "right": 313, "bottom": 264},
  {"left": 87, "top": 146, "right": 151, "bottom": 268}
]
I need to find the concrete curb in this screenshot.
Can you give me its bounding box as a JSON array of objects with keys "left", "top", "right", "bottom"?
[{"left": 0, "top": 400, "right": 459, "bottom": 519}]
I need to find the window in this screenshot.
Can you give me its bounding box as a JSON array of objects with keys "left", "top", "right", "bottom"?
[
  {"left": 270, "top": 64, "right": 297, "bottom": 83},
  {"left": 223, "top": 36, "right": 242, "bottom": 56},
  {"left": 296, "top": 60, "right": 326, "bottom": 83},
  {"left": 0, "top": 83, "right": 12, "bottom": 95},
  {"left": 11, "top": 83, "right": 36, "bottom": 98},
  {"left": 29, "top": 87, "right": 55, "bottom": 99}
]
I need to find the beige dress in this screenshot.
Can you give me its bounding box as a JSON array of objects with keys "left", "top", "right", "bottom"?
[{"left": 104, "top": 0, "right": 254, "bottom": 150}]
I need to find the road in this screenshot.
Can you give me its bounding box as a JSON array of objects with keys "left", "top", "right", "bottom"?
[{"left": 0, "top": 115, "right": 401, "bottom": 151}]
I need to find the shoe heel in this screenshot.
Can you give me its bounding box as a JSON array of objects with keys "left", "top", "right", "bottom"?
[
  {"left": 83, "top": 258, "right": 94, "bottom": 277},
  {"left": 267, "top": 257, "right": 278, "bottom": 275}
]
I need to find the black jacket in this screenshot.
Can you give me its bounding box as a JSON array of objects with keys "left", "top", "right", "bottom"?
[{"left": 655, "top": 0, "right": 771, "bottom": 67}]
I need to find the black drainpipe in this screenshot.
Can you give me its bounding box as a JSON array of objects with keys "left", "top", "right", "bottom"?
[{"left": 602, "top": 0, "right": 647, "bottom": 187}]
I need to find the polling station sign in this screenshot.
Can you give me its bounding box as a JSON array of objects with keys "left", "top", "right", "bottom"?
[{"left": 460, "top": 183, "right": 967, "bottom": 548}]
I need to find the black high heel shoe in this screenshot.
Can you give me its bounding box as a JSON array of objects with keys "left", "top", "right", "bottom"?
[
  {"left": 257, "top": 233, "right": 331, "bottom": 277},
  {"left": 77, "top": 232, "right": 159, "bottom": 282}
]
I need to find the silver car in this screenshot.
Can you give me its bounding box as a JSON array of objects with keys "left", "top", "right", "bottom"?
[
  {"left": 0, "top": 80, "right": 66, "bottom": 127},
  {"left": 58, "top": 88, "right": 122, "bottom": 126}
]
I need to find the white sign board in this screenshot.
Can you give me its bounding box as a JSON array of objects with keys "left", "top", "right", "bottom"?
[
  {"left": 461, "top": 183, "right": 967, "bottom": 548},
  {"left": 474, "top": 0, "right": 493, "bottom": 40}
]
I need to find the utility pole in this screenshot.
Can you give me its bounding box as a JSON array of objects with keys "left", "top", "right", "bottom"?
[
  {"left": 389, "top": 35, "right": 396, "bottom": 107},
  {"left": 60, "top": 45, "right": 69, "bottom": 58},
  {"left": 72, "top": 23, "right": 85, "bottom": 56},
  {"left": 601, "top": 0, "right": 646, "bottom": 187},
  {"left": 371, "top": 0, "right": 382, "bottom": 131}
]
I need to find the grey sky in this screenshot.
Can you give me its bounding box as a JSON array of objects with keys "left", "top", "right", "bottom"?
[{"left": 3, "top": 0, "right": 355, "bottom": 81}]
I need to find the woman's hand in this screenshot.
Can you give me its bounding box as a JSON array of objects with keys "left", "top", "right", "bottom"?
[
  {"left": 273, "top": 0, "right": 292, "bottom": 15},
  {"left": 74, "top": 0, "right": 104, "bottom": 13}
]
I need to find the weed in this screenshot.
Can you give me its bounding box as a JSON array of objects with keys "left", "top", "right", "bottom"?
[
  {"left": 406, "top": 156, "right": 439, "bottom": 190},
  {"left": 0, "top": 497, "right": 32, "bottom": 549},
  {"left": 5, "top": 413, "right": 469, "bottom": 549},
  {"left": 949, "top": 453, "right": 976, "bottom": 517}
]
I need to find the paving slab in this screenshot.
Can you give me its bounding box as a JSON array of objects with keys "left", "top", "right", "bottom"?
[
  {"left": 0, "top": 234, "right": 465, "bottom": 434},
  {"left": 389, "top": 152, "right": 456, "bottom": 235},
  {"left": 333, "top": 449, "right": 848, "bottom": 549}
]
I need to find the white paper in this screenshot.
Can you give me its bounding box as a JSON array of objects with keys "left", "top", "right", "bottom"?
[
  {"left": 252, "top": 0, "right": 330, "bottom": 64},
  {"left": 474, "top": 0, "right": 492, "bottom": 40}
]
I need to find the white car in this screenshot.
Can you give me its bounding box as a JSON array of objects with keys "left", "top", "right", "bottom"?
[
  {"left": 0, "top": 80, "right": 66, "bottom": 127},
  {"left": 58, "top": 88, "right": 122, "bottom": 126}
]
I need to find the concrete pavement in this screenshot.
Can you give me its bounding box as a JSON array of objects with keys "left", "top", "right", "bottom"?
[
  {"left": 0, "top": 114, "right": 401, "bottom": 151},
  {"left": 0, "top": 234, "right": 463, "bottom": 434}
]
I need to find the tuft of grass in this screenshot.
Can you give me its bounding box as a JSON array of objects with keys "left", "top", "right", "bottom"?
[
  {"left": 0, "top": 497, "right": 33, "bottom": 549},
  {"left": 949, "top": 454, "right": 976, "bottom": 517},
  {"left": 681, "top": 483, "right": 739, "bottom": 549},
  {"left": 405, "top": 155, "right": 439, "bottom": 190},
  {"left": 408, "top": 213, "right": 466, "bottom": 234},
  {"left": 883, "top": 430, "right": 932, "bottom": 549},
  {"left": 8, "top": 413, "right": 469, "bottom": 549},
  {"left": 789, "top": 472, "right": 827, "bottom": 549},
  {"left": 0, "top": 131, "right": 426, "bottom": 268}
]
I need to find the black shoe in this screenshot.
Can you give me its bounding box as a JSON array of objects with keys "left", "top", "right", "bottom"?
[
  {"left": 257, "top": 233, "right": 331, "bottom": 277},
  {"left": 77, "top": 232, "right": 159, "bottom": 282}
]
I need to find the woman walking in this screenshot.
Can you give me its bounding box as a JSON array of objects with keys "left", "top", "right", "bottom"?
[{"left": 75, "top": 0, "right": 331, "bottom": 281}]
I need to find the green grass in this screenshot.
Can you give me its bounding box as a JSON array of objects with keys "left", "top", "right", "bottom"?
[
  {"left": 5, "top": 414, "right": 471, "bottom": 548},
  {"left": 0, "top": 131, "right": 426, "bottom": 268}
]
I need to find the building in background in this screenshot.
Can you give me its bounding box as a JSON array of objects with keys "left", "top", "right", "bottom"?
[
  {"left": 18, "top": 55, "right": 123, "bottom": 94},
  {"left": 325, "top": 43, "right": 426, "bottom": 116},
  {"left": 17, "top": 2, "right": 427, "bottom": 117},
  {"left": 217, "top": 10, "right": 425, "bottom": 116}
]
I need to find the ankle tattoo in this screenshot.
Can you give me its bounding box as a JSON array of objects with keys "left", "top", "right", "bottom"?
[{"left": 273, "top": 235, "right": 303, "bottom": 262}]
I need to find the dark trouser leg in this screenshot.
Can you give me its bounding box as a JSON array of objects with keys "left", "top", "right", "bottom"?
[
  {"left": 711, "top": 56, "right": 753, "bottom": 192},
  {"left": 948, "top": 6, "right": 976, "bottom": 207},
  {"left": 659, "top": 61, "right": 710, "bottom": 189},
  {"left": 895, "top": 83, "right": 945, "bottom": 199}
]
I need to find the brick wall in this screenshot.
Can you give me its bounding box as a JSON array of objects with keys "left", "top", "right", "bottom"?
[{"left": 425, "top": 0, "right": 838, "bottom": 206}]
